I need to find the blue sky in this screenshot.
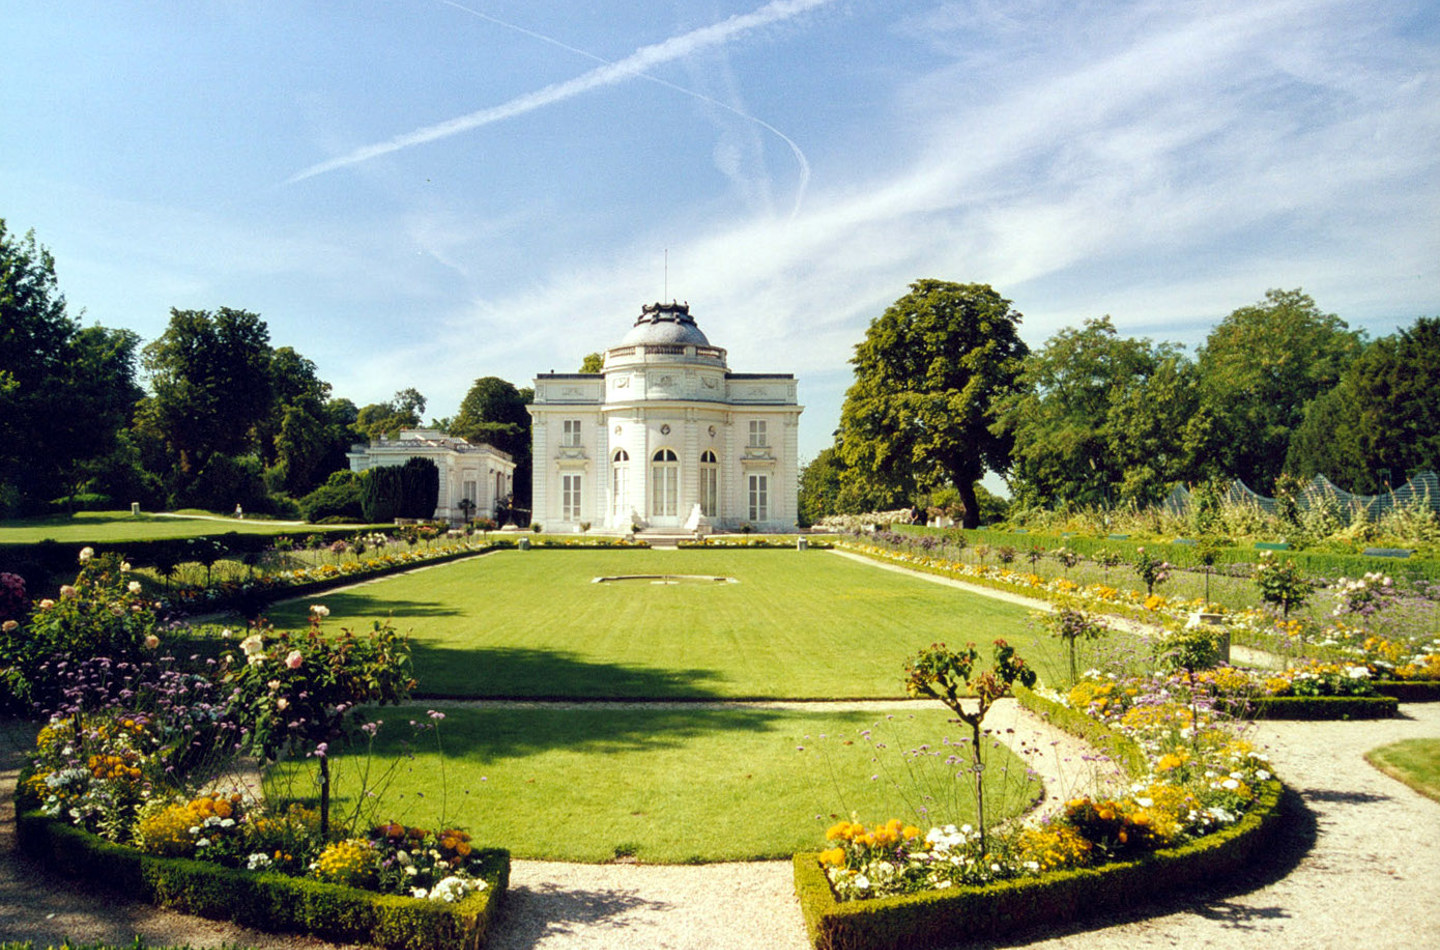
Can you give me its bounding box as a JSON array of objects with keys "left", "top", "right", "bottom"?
[{"left": 4, "top": 0, "right": 1437, "bottom": 467}]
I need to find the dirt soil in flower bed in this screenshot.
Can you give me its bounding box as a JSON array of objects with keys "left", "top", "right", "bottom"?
[{"left": 2, "top": 699, "right": 1438, "bottom": 949}]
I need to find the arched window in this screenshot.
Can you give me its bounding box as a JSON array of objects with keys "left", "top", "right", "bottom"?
[
  {"left": 699, "top": 450, "right": 718, "bottom": 517},
  {"left": 651, "top": 448, "right": 678, "bottom": 517},
  {"left": 612, "top": 449, "right": 630, "bottom": 517}
]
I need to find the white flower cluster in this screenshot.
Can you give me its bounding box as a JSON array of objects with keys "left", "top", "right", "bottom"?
[{"left": 412, "top": 874, "right": 484, "bottom": 902}]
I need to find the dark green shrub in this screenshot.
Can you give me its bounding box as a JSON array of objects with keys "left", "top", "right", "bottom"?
[
  {"left": 399, "top": 457, "right": 440, "bottom": 520},
  {"left": 361, "top": 466, "right": 403, "bottom": 523},
  {"left": 300, "top": 470, "right": 365, "bottom": 522}
]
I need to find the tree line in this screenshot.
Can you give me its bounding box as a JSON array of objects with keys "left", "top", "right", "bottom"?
[
  {"left": 0, "top": 220, "right": 534, "bottom": 521},
  {"left": 802, "top": 280, "right": 1438, "bottom": 528}
]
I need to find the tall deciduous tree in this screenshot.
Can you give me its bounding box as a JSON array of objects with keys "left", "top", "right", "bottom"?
[
  {"left": 797, "top": 447, "right": 845, "bottom": 526},
  {"left": 449, "top": 376, "right": 533, "bottom": 507},
  {"left": 0, "top": 221, "right": 144, "bottom": 512},
  {"left": 1286, "top": 316, "right": 1440, "bottom": 492},
  {"left": 995, "top": 317, "right": 1176, "bottom": 508},
  {"left": 140, "top": 307, "right": 274, "bottom": 476},
  {"left": 261, "top": 346, "right": 334, "bottom": 496},
  {"left": 1197, "top": 289, "right": 1362, "bottom": 491},
  {"left": 355, "top": 389, "right": 426, "bottom": 441},
  {"left": 838, "top": 280, "right": 1028, "bottom": 528}
]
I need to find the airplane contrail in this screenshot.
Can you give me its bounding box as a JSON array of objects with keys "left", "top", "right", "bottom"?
[
  {"left": 437, "top": 0, "right": 814, "bottom": 220},
  {"left": 288, "top": 0, "right": 833, "bottom": 191}
]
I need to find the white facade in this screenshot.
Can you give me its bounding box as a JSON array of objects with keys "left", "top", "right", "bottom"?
[
  {"left": 347, "top": 429, "right": 515, "bottom": 523},
  {"left": 529, "top": 302, "right": 802, "bottom": 533}
]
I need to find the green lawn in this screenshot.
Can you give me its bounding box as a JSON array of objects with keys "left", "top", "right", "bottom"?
[
  {"left": 239, "top": 548, "right": 1115, "bottom": 862},
  {"left": 0, "top": 510, "right": 318, "bottom": 543},
  {"left": 1365, "top": 738, "right": 1440, "bottom": 803},
  {"left": 273, "top": 703, "right": 1040, "bottom": 863},
  {"left": 261, "top": 548, "right": 1097, "bottom": 698}
]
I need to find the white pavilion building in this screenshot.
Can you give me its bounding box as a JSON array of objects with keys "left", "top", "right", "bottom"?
[
  {"left": 346, "top": 428, "right": 515, "bottom": 523},
  {"left": 529, "top": 301, "right": 802, "bottom": 533}
]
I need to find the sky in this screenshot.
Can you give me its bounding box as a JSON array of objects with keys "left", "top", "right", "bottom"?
[{"left": 3, "top": 0, "right": 1437, "bottom": 469}]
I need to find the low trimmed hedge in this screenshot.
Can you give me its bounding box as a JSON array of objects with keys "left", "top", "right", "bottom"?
[
  {"left": 1374, "top": 680, "right": 1440, "bottom": 702},
  {"left": 15, "top": 806, "right": 508, "bottom": 950},
  {"left": 794, "top": 780, "right": 1284, "bottom": 950},
  {"left": 1225, "top": 695, "right": 1399, "bottom": 720},
  {"left": 1011, "top": 684, "right": 1147, "bottom": 775},
  {"left": 795, "top": 685, "right": 1286, "bottom": 949}
]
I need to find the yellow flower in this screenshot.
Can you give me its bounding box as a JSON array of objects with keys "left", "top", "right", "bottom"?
[{"left": 819, "top": 848, "right": 846, "bottom": 867}]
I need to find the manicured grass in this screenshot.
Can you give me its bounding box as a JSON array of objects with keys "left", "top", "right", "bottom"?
[
  {"left": 272, "top": 703, "right": 1039, "bottom": 864},
  {"left": 0, "top": 510, "right": 316, "bottom": 543},
  {"left": 260, "top": 549, "right": 1102, "bottom": 698},
  {"left": 1365, "top": 738, "right": 1440, "bottom": 803}
]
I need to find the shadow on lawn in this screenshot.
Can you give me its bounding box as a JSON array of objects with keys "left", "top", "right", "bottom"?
[
  {"left": 370, "top": 702, "right": 823, "bottom": 764},
  {"left": 265, "top": 589, "right": 466, "bottom": 621},
  {"left": 408, "top": 641, "right": 730, "bottom": 701}
]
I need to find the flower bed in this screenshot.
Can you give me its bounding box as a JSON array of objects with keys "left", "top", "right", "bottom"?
[
  {"left": 6, "top": 551, "right": 509, "bottom": 948},
  {"left": 161, "top": 540, "right": 516, "bottom": 615},
  {"left": 835, "top": 540, "right": 1440, "bottom": 690},
  {"left": 15, "top": 800, "right": 508, "bottom": 950},
  {"left": 678, "top": 537, "right": 834, "bottom": 549},
  {"left": 793, "top": 684, "right": 1284, "bottom": 949}
]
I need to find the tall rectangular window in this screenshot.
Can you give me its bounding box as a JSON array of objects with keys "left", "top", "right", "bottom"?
[
  {"left": 613, "top": 464, "right": 628, "bottom": 516},
  {"left": 699, "top": 460, "right": 718, "bottom": 517},
  {"left": 562, "top": 473, "right": 582, "bottom": 522},
  {"left": 748, "top": 420, "right": 767, "bottom": 447},
  {"left": 748, "top": 474, "right": 768, "bottom": 522},
  {"left": 562, "top": 419, "right": 583, "bottom": 447},
  {"left": 651, "top": 449, "right": 678, "bottom": 517}
]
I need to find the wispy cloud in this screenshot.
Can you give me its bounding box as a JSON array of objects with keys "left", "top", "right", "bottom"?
[
  {"left": 438, "top": 0, "right": 813, "bottom": 218},
  {"left": 287, "top": 0, "right": 833, "bottom": 185}
]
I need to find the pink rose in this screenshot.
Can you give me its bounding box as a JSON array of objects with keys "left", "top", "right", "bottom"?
[{"left": 285, "top": 650, "right": 304, "bottom": 670}]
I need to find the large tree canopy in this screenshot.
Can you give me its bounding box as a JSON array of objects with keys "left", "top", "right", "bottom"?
[
  {"left": 139, "top": 307, "right": 274, "bottom": 475},
  {"left": 1286, "top": 316, "right": 1440, "bottom": 492},
  {"left": 996, "top": 317, "right": 1164, "bottom": 507},
  {"left": 1197, "top": 289, "right": 1362, "bottom": 492},
  {"left": 996, "top": 317, "right": 1216, "bottom": 509},
  {"left": 837, "top": 280, "right": 1028, "bottom": 528},
  {"left": 0, "top": 222, "right": 144, "bottom": 512},
  {"left": 354, "top": 388, "right": 427, "bottom": 441},
  {"left": 449, "top": 376, "right": 533, "bottom": 507}
]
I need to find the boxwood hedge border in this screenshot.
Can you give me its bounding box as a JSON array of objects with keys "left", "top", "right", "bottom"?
[
  {"left": 1224, "top": 695, "right": 1399, "bottom": 719},
  {"left": 1373, "top": 680, "right": 1440, "bottom": 702},
  {"left": 15, "top": 804, "right": 508, "bottom": 950},
  {"left": 792, "top": 687, "right": 1286, "bottom": 950}
]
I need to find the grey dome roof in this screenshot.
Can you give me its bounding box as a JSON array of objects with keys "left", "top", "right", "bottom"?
[{"left": 620, "top": 301, "right": 710, "bottom": 346}]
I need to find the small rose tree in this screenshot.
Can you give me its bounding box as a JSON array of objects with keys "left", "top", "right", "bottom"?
[
  {"left": 223, "top": 605, "right": 415, "bottom": 836},
  {"left": 1132, "top": 547, "right": 1171, "bottom": 596},
  {"left": 1042, "top": 604, "right": 1109, "bottom": 686},
  {"left": 903, "top": 640, "right": 1037, "bottom": 850},
  {"left": 1254, "top": 551, "right": 1312, "bottom": 657},
  {"left": 1254, "top": 551, "right": 1311, "bottom": 618}
]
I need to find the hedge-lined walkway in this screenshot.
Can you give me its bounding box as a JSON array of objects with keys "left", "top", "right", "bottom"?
[{"left": 5, "top": 703, "right": 1438, "bottom": 949}]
